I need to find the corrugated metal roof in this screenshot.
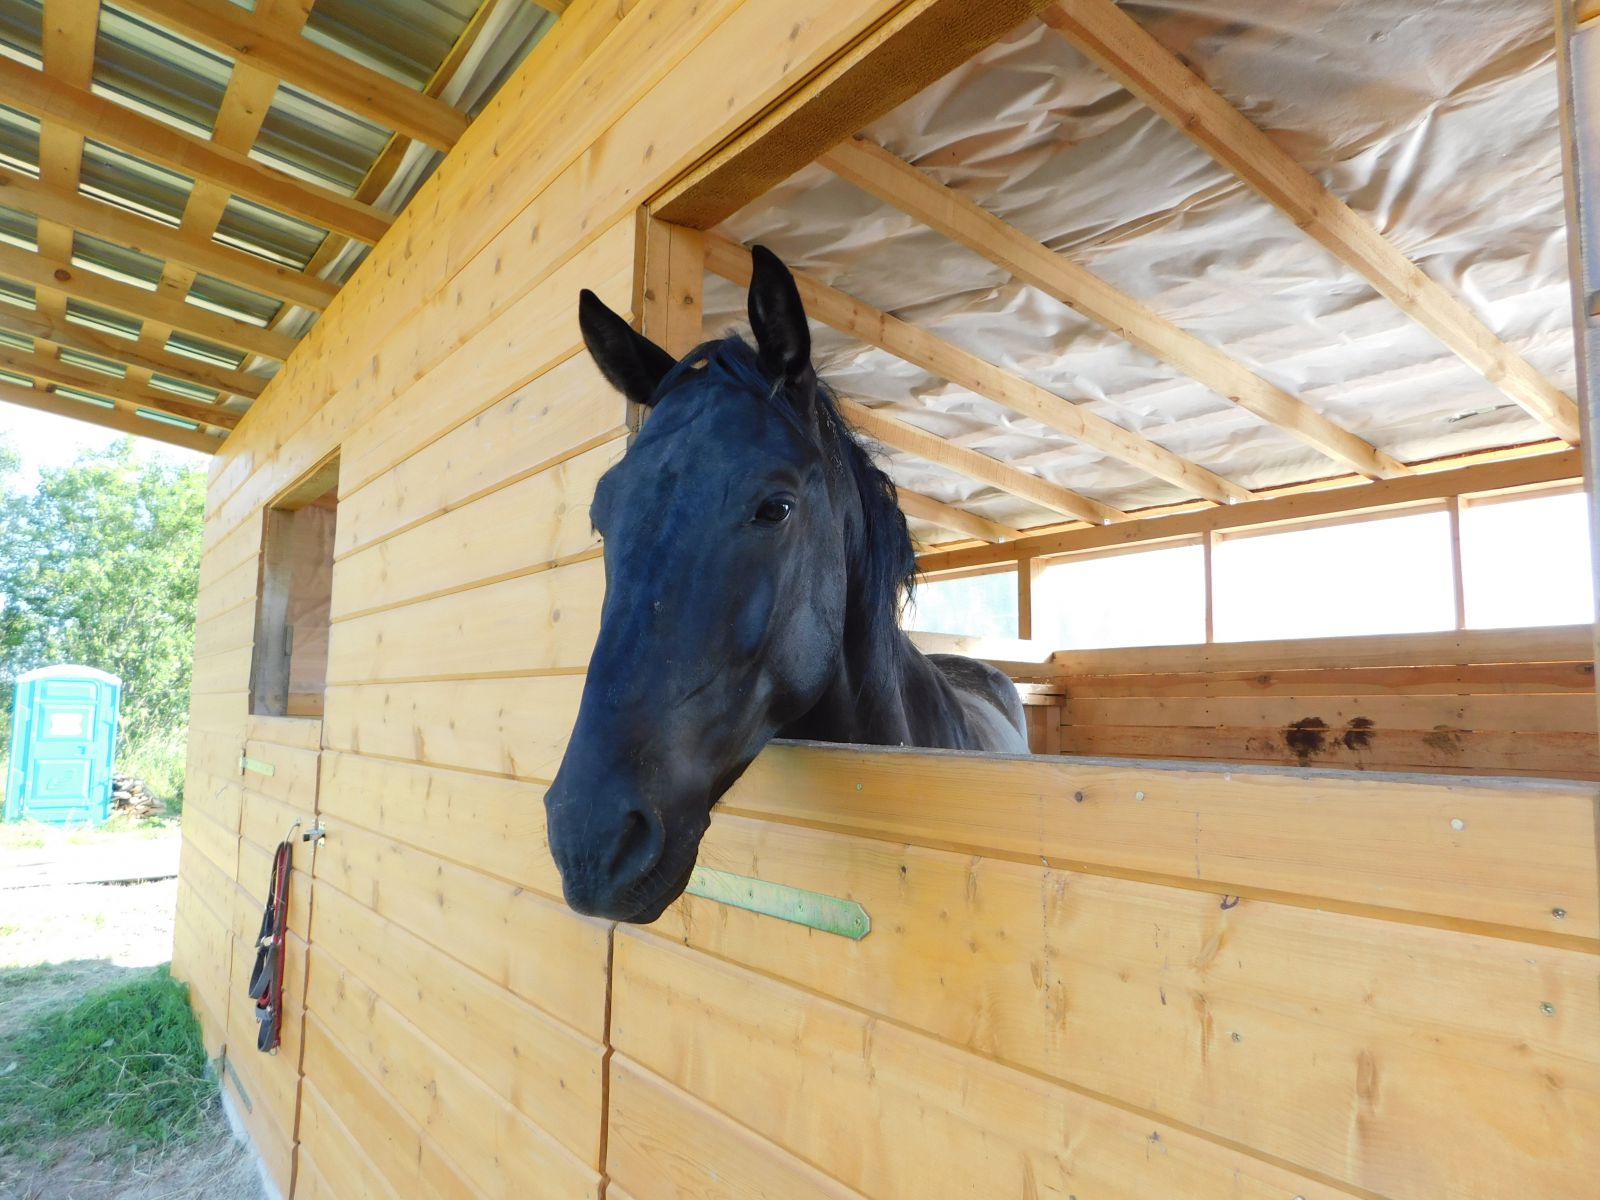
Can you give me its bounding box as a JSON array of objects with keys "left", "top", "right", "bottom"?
[{"left": 0, "top": 0, "right": 554, "bottom": 410}]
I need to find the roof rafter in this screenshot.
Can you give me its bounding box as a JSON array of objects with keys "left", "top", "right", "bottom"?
[
  {"left": 822, "top": 137, "right": 1410, "bottom": 481},
  {"left": 1041, "top": 0, "right": 1582, "bottom": 443},
  {"left": 0, "top": 377, "right": 219, "bottom": 453},
  {"left": 898, "top": 488, "right": 1023, "bottom": 543},
  {"left": 0, "top": 344, "right": 237, "bottom": 430},
  {"left": 840, "top": 397, "right": 1124, "bottom": 525},
  {"left": 0, "top": 304, "right": 264, "bottom": 398},
  {"left": 918, "top": 447, "right": 1583, "bottom": 574},
  {"left": 706, "top": 233, "right": 1252, "bottom": 505},
  {"left": 0, "top": 52, "right": 392, "bottom": 244},
  {"left": 0, "top": 167, "right": 337, "bottom": 311},
  {"left": 0, "top": 242, "right": 297, "bottom": 360},
  {"left": 114, "top": 0, "right": 470, "bottom": 151}
]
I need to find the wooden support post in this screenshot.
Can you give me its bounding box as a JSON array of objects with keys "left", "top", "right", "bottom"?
[
  {"left": 637, "top": 216, "right": 705, "bottom": 432},
  {"left": 1448, "top": 495, "right": 1468, "bottom": 631},
  {"left": 1016, "top": 555, "right": 1035, "bottom": 640},
  {"left": 641, "top": 218, "right": 705, "bottom": 359},
  {"left": 1555, "top": 0, "right": 1600, "bottom": 733},
  {"left": 1202, "top": 530, "right": 1217, "bottom": 643}
]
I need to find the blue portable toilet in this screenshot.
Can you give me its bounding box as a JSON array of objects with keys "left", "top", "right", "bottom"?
[{"left": 4, "top": 666, "right": 122, "bottom": 825}]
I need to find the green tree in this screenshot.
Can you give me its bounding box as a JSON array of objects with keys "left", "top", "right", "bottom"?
[{"left": 0, "top": 439, "right": 204, "bottom": 785}]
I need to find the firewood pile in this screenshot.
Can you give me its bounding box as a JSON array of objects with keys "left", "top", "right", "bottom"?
[{"left": 111, "top": 775, "right": 165, "bottom": 819}]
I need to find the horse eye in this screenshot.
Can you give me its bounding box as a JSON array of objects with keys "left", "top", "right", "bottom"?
[{"left": 754, "top": 496, "right": 794, "bottom": 525}]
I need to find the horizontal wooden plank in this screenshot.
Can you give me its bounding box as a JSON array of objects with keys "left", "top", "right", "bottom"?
[
  {"left": 1062, "top": 725, "right": 1600, "bottom": 780},
  {"left": 190, "top": 643, "right": 253, "bottom": 697},
  {"left": 338, "top": 220, "right": 635, "bottom": 497},
  {"left": 0, "top": 52, "right": 390, "bottom": 244},
  {"left": 331, "top": 437, "right": 620, "bottom": 617},
  {"left": 300, "top": 1016, "right": 482, "bottom": 1200},
  {"left": 332, "top": 353, "right": 624, "bottom": 559},
  {"left": 321, "top": 676, "right": 584, "bottom": 782},
  {"left": 326, "top": 556, "right": 604, "bottom": 684},
  {"left": 308, "top": 881, "right": 606, "bottom": 1167},
  {"left": 1063, "top": 694, "right": 1598, "bottom": 735},
  {"left": 187, "top": 688, "right": 247, "bottom": 736},
  {"left": 0, "top": 165, "right": 339, "bottom": 311},
  {"left": 297, "top": 1080, "right": 402, "bottom": 1200},
  {"left": 614, "top": 934, "right": 1359, "bottom": 1200},
  {"left": 244, "top": 713, "right": 324, "bottom": 752},
  {"left": 918, "top": 449, "right": 1583, "bottom": 574},
  {"left": 314, "top": 820, "right": 610, "bottom": 1041},
  {"left": 927, "top": 624, "right": 1597, "bottom": 682},
  {"left": 306, "top": 943, "right": 602, "bottom": 1196},
  {"left": 192, "top": 595, "right": 256, "bottom": 658},
  {"left": 1060, "top": 660, "right": 1597, "bottom": 698},
  {"left": 608, "top": 1056, "right": 868, "bottom": 1200},
  {"left": 238, "top": 739, "right": 320, "bottom": 809},
  {"left": 722, "top": 743, "right": 1600, "bottom": 941},
  {"left": 644, "top": 817, "right": 1600, "bottom": 1200},
  {"left": 317, "top": 752, "right": 562, "bottom": 898}
]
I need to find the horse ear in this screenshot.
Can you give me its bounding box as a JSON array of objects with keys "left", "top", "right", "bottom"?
[
  {"left": 747, "top": 245, "right": 815, "bottom": 392},
  {"left": 579, "top": 289, "right": 676, "bottom": 407}
]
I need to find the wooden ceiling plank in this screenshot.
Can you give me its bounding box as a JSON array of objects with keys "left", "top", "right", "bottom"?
[
  {"left": 269, "top": 0, "right": 500, "bottom": 328},
  {"left": 1041, "top": 0, "right": 1582, "bottom": 443},
  {"left": 898, "top": 488, "right": 1023, "bottom": 543},
  {"left": 0, "top": 53, "right": 392, "bottom": 244},
  {"left": 917, "top": 447, "right": 1583, "bottom": 574},
  {"left": 0, "top": 344, "right": 238, "bottom": 429},
  {"left": 138, "top": 3, "right": 306, "bottom": 384},
  {"left": 34, "top": 0, "right": 101, "bottom": 329},
  {"left": 0, "top": 242, "right": 298, "bottom": 360},
  {"left": 115, "top": 0, "right": 469, "bottom": 151},
  {"left": 840, "top": 397, "right": 1123, "bottom": 525},
  {"left": 0, "top": 377, "right": 220, "bottom": 453},
  {"left": 0, "top": 167, "right": 337, "bottom": 311},
  {"left": 0, "top": 304, "right": 265, "bottom": 397},
  {"left": 822, "top": 137, "right": 1410, "bottom": 481},
  {"left": 706, "top": 233, "right": 1252, "bottom": 505}
]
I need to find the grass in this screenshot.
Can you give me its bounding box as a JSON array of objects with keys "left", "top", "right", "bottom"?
[{"left": 0, "top": 967, "right": 216, "bottom": 1157}]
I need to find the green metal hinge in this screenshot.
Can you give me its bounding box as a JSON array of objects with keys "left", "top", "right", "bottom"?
[
  {"left": 238, "top": 755, "right": 275, "bottom": 777},
  {"left": 684, "top": 867, "right": 871, "bottom": 940}
]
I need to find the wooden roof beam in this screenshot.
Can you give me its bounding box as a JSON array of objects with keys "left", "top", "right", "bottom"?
[
  {"left": 0, "top": 167, "right": 338, "bottom": 311},
  {"left": 0, "top": 378, "right": 220, "bottom": 453},
  {"left": 706, "top": 233, "right": 1252, "bottom": 505},
  {"left": 115, "top": 0, "right": 469, "bottom": 152},
  {"left": 840, "top": 397, "right": 1123, "bottom": 525},
  {"left": 822, "top": 137, "right": 1410, "bottom": 481},
  {"left": 918, "top": 446, "right": 1583, "bottom": 574},
  {"left": 0, "top": 53, "right": 391, "bottom": 244},
  {"left": 0, "top": 344, "right": 237, "bottom": 430},
  {"left": 898, "top": 488, "right": 1023, "bottom": 543},
  {"left": 0, "top": 242, "right": 298, "bottom": 361},
  {"left": 0, "top": 304, "right": 264, "bottom": 398},
  {"left": 1041, "top": 0, "right": 1582, "bottom": 444}
]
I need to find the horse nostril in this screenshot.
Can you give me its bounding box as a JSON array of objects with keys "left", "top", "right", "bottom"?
[{"left": 609, "top": 808, "right": 664, "bottom": 884}]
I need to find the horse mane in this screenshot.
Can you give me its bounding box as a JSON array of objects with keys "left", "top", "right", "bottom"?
[{"left": 654, "top": 336, "right": 917, "bottom": 664}]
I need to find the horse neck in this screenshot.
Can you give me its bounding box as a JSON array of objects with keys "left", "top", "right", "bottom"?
[{"left": 780, "top": 470, "right": 933, "bottom": 745}]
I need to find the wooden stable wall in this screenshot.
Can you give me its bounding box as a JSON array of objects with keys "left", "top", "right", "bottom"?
[
  {"left": 1011, "top": 624, "right": 1600, "bottom": 778},
  {"left": 170, "top": 0, "right": 1058, "bottom": 1194},
  {"left": 168, "top": 0, "right": 1600, "bottom": 1196},
  {"left": 624, "top": 743, "right": 1600, "bottom": 1200}
]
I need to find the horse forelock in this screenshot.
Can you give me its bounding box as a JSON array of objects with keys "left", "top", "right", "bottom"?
[{"left": 652, "top": 335, "right": 916, "bottom": 662}]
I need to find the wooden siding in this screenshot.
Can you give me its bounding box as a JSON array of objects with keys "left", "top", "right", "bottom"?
[
  {"left": 998, "top": 625, "right": 1600, "bottom": 778},
  {"left": 170, "top": 1, "right": 1600, "bottom": 1197}
]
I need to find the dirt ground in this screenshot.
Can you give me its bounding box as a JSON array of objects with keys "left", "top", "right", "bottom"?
[{"left": 0, "top": 828, "right": 266, "bottom": 1200}]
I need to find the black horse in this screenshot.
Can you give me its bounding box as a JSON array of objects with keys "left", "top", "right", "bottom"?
[{"left": 544, "top": 247, "right": 1027, "bottom": 923}]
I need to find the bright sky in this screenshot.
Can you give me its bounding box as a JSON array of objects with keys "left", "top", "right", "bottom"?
[{"left": 0, "top": 403, "right": 206, "bottom": 493}]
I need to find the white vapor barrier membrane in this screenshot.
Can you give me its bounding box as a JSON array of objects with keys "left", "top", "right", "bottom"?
[{"left": 705, "top": 1, "right": 1577, "bottom": 541}]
